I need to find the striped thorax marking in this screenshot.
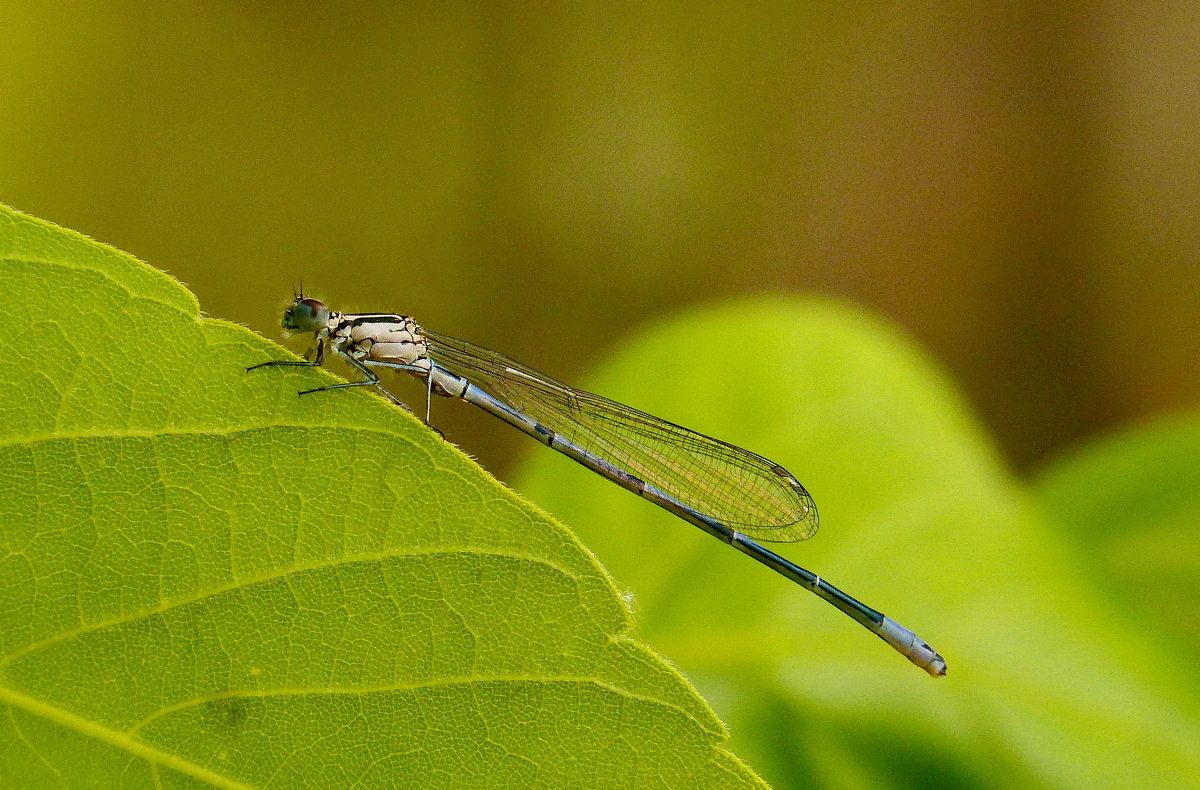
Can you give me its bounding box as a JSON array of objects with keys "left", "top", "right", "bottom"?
[{"left": 331, "top": 315, "right": 431, "bottom": 368}]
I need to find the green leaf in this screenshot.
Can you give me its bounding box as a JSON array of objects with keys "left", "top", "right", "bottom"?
[
  {"left": 514, "top": 296, "right": 1200, "bottom": 790},
  {"left": 0, "top": 204, "right": 764, "bottom": 789},
  {"left": 1032, "top": 413, "right": 1200, "bottom": 665}
]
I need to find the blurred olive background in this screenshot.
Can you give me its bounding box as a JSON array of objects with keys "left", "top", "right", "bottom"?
[
  {"left": 3, "top": 3, "right": 1200, "bottom": 786},
  {"left": 4, "top": 2, "right": 1198, "bottom": 480}
]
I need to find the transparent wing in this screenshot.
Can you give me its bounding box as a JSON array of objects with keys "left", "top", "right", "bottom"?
[{"left": 424, "top": 330, "right": 818, "bottom": 543}]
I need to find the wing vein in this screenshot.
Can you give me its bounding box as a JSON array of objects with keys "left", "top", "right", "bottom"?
[{"left": 424, "top": 331, "right": 817, "bottom": 542}]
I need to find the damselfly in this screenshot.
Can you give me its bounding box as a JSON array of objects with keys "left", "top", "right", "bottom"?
[{"left": 249, "top": 295, "right": 947, "bottom": 676}]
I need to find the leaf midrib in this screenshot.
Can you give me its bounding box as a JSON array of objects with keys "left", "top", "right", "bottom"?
[{"left": 0, "top": 683, "right": 252, "bottom": 790}]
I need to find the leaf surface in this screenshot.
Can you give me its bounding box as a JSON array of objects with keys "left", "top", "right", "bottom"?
[{"left": 0, "top": 205, "right": 762, "bottom": 789}]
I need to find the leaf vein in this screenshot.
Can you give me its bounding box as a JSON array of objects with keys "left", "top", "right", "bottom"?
[{"left": 0, "top": 547, "right": 583, "bottom": 668}]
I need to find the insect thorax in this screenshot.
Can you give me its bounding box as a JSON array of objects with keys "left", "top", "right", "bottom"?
[{"left": 331, "top": 314, "right": 431, "bottom": 369}]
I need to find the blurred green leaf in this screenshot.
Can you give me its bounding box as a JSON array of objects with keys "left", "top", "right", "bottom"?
[
  {"left": 514, "top": 296, "right": 1200, "bottom": 790},
  {"left": 0, "top": 205, "right": 764, "bottom": 789},
  {"left": 1032, "top": 414, "right": 1200, "bottom": 667}
]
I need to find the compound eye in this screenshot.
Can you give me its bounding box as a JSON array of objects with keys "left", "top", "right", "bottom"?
[
  {"left": 298, "top": 297, "right": 327, "bottom": 316},
  {"left": 283, "top": 297, "right": 331, "bottom": 332}
]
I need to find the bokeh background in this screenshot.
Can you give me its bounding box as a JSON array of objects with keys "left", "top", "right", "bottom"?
[
  {"left": 4, "top": 2, "right": 1198, "bottom": 478},
  {"left": 3, "top": 3, "right": 1199, "bottom": 788}
]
